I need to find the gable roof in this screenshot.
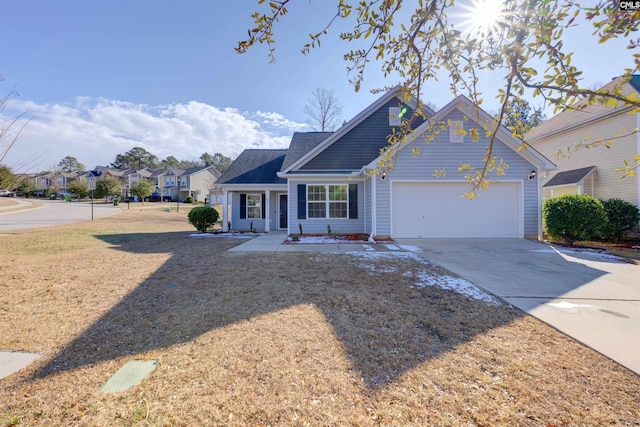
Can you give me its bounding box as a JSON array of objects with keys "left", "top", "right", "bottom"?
[
  {"left": 281, "top": 86, "right": 435, "bottom": 174},
  {"left": 526, "top": 75, "right": 640, "bottom": 143},
  {"left": 94, "top": 166, "right": 126, "bottom": 177},
  {"left": 165, "top": 168, "right": 185, "bottom": 176},
  {"left": 183, "top": 165, "right": 221, "bottom": 178},
  {"left": 543, "top": 166, "right": 596, "bottom": 188},
  {"left": 363, "top": 95, "right": 556, "bottom": 172},
  {"left": 280, "top": 132, "right": 333, "bottom": 171},
  {"left": 218, "top": 149, "right": 287, "bottom": 185}
]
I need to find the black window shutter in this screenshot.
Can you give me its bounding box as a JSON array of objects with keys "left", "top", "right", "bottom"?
[
  {"left": 297, "top": 184, "right": 306, "bottom": 219},
  {"left": 240, "top": 194, "right": 246, "bottom": 219},
  {"left": 349, "top": 184, "right": 358, "bottom": 219},
  {"left": 261, "top": 194, "right": 266, "bottom": 219}
]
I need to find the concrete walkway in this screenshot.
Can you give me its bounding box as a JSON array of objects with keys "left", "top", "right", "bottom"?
[{"left": 228, "top": 231, "right": 391, "bottom": 252}]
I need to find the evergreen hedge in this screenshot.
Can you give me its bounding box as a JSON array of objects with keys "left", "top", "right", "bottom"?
[{"left": 188, "top": 206, "right": 220, "bottom": 232}]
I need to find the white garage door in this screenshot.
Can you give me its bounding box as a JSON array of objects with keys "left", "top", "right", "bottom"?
[{"left": 391, "top": 182, "right": 522, "bottom": 238}]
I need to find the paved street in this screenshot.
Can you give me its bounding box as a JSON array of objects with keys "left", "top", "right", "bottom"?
[{"left": 0, "top": 198, "right": 122, "bottom": 231}]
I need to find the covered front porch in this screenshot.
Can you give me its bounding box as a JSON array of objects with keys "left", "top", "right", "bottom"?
[{"left": 217, "top": 185, "right": 288, "bottom": 232}]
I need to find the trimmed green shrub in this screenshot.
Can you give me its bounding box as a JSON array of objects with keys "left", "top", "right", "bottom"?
[
  {"left": 600, "top": 198, "right": 640, "bottom": 242},
  {"left": 185, "top": 196, "right": 194, "bottom": 204},
  {"left": 188, "top": 206, "right": 220, "bottom": 232},
  {"left": 543, "top": 194, "right": 607, "bottom": 244}
]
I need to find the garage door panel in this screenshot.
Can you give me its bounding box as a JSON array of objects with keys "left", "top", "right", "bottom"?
[{"left": 391, "top": 182, "right": 521, "bottom": 238}]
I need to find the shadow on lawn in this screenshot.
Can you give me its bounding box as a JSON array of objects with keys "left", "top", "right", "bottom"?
[{"left": 31, "top": 231, "right": 608, "bottom": 389}]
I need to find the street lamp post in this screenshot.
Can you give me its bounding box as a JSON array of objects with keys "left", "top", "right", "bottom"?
[
  {"left": 89, "top": 177, "right": 94, "bottom": 220},
  {"left": 176, "top": 178, "right": 180, "bottom": 212},
  {"left": 88, "top": 169, "right": 102, "bottom": 220}
]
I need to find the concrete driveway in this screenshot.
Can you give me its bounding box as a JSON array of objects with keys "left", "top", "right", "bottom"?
[{"left": 396, "top": 238, "right": 640, "bottom": 375}]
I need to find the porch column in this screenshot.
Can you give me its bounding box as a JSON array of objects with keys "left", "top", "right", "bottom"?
[
  {"left": 265, "top": 190, "right": 271, "bottom": 232},
  {"left": 222, "top": 190, "right": 229, "bottom": 232}
]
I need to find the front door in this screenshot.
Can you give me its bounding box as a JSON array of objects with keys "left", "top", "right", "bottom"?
[{"left": 279, "top": 194, "right": 288, "bottom": 229}]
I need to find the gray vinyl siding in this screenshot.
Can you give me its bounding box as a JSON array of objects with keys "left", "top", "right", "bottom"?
[
  {"left": 299, "top": 99, "right": 426, "bottom": 171},
  {"left": 288, "top": 180, "right": 366, "bottom": 234},
  {"left": 375, "top": 110, "right": 539, "bottom": 237}
]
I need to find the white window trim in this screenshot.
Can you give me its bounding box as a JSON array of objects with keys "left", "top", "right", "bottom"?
[
  {"left": 306, "top": 184, "right": 348, "bottom": 219},
  {"left": 247, "top": 193, "right": 262, "bottom": 219},
  {"left": 449, "top": 120, "right": 464, "bottom": 143}
]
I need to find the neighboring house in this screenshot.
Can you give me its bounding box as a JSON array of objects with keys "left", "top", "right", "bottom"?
[
  {"left": 32, "top": 172, "right": 51, "bottom": 192},
  {"left": 213, "top": 87, "right": 555, "bottom": 239},
  {"left": 93, "top": 166, "right": 128, "bottom": 196},
  {"left": 526, "top": 75, "right": 640, "bottom": 215},
  {"left": 157, "top": 168, "right": 184, "bottom": 201},
  {"left": 91, "top": 166, "right": 219, "bottom": 202},
  {"left": 122, "top": 168, "right": 154, "bottom": 195},
  {"left": 179, "top": 166, "right": 220, "bottom": 203},
  {"left": 31, "top": 171, "right": 82, "bottom": 195}
]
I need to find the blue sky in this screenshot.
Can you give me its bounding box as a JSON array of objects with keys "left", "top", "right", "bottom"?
[{"left": 0, "top": 0, "right": 636, "bottom": 172}]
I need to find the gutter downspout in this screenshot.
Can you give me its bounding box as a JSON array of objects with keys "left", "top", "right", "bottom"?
[
  {"left": 222, "top": 190, "right": 229, "bottom": 232},
  {"left": 537, "top": 167, "right": 543, "bottom": 241},
  {"left": 369, "top": 172, "right": 377, "bottom": 242}
]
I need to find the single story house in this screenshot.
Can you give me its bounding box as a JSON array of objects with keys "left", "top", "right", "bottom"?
[
  {"left": 212, "top": 87, "right": 555, "bottom": 239},
  {"left": 527, "top": 75, "right": 640, "bottom": 216}
]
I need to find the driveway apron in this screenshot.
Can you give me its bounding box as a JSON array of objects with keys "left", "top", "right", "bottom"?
[{"left": 396, "top": 238, "right": 640, "bottom": 375}]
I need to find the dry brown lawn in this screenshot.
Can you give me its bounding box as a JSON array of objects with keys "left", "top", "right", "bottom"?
[{"left": 0, "top": 208, "right": 638, "bottom": 426}]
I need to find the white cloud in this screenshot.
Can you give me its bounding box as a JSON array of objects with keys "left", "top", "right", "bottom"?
[
  {"left": 1, "top": 97, "right": 306, "bottom": 172},
  {"left": 252, "top": 110, "right": 311, "bottom": 130}
]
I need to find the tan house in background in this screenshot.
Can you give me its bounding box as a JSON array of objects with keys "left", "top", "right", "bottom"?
[{"left": 526, "top": 75, "right": 640, "bottom": 216}]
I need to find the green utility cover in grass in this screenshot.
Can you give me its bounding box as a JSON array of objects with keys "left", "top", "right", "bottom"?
[{"left": 99, "top": 360, "right": 158, "bottom": 393}]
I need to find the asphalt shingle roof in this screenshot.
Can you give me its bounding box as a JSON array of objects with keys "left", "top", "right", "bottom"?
[
  {"left": 543, "top": 166, "right": 596, "bottom": 187},
  {"left": 183, "top": 166, "right": 221, "bottom": 178},
  {"left": 217, "top": 149, "right": 288, "bottom": 184},
  {"left": 280, "top": 132, "right": 333, "bottom": 171}
]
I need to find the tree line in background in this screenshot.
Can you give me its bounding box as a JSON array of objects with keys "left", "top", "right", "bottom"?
[
  {"left": 108, "top": 147, "right": 233, "bottom": 172},
  {"left": 0, "top": 147, "right": 234, "bottom": 192},
  {"left": 59, "top": 147, "right": 233, "bottom": 173}
]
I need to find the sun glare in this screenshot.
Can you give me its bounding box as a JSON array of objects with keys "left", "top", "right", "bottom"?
[{"left": 458, "top": 0, "right": 508, "bottom": 36}]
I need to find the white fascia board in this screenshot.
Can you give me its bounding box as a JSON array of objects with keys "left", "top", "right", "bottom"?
[
  {"left": 281, "top": 88, "right": 400, "bottom": 174},
  {"left": 280, "top": 174, "right": 365, "bottom": 182},
  {"left": 217, "top": 184, "right": 286, "bottom": 192},
  {"left": 361, "top": 95, "right": 468, "bottom": 173},
  {"left": 363, "top": 95, "right": 556, "bottom": 173},
  {"left": 526, "top": 105, "right": 635, "bottom": 143},
  {"left": 283, "top": 87, "right": 433, "bottom": 174}
]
